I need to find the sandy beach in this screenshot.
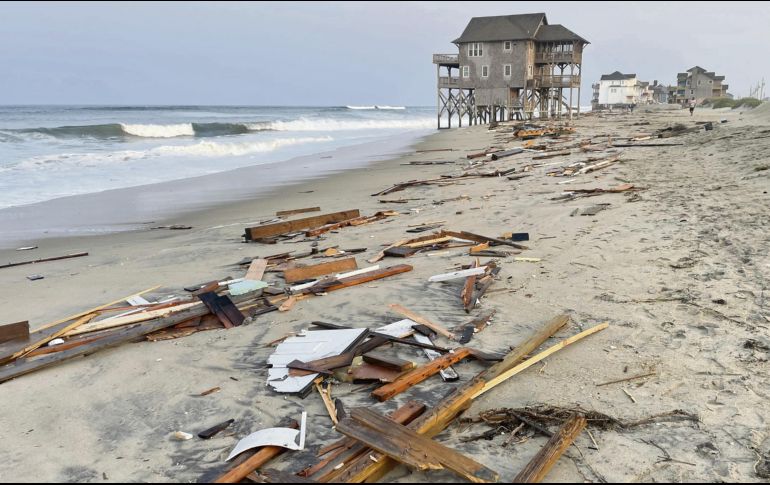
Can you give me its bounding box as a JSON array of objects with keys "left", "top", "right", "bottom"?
[{"left": 1, "top": 104, "right": 769, "bottom": 483}]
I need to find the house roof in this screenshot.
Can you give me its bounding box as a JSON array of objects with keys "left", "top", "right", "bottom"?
[
  {"left": 600, "top": 71, "right": 636, "bottom": 81},
  {"left": 535, "top": 24, "right": 589, "bottom": 43},
  {"left": 453, "top": 13, "right": 547, "bottom": 43}
]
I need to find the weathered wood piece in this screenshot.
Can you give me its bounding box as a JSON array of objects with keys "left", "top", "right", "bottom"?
[
  {"left": 276, "top": 207, "right": 321, "bottom": 217},
  {"left": 199, "top": 293, "right": 245, "bottom": 328},
  {"left": 284, "top": 257, "right": 358, "bottom": 284},
  {"left": 371, "top": 348, "right": 473, "bottom": 401},
  {"left": 336, "top": 408, "right": 498, "bottom": 483},
  {"left": 330, "top": 314, "right": 569, "bottom": 482},
  {"left": 490, "top": 148, "right": 523, "bottom": 160},
  {"left": 362, "top": 351, "right": 415, "bottom": 372},
  {"left": 305, "top": 211, "right": 396, "bottom": 237},
  {"left": 0, "top": 313, "right": 96, "bottom": 365},
  {"left": 444, "top": 230, "right": 529, "bottom": 250},
  {"left": 244, "top": 210, "right": 360, "bottom": 241},
  {"left": 0, "top": 251, "right": 89, "bottom": 270},
  {"left": 388, "top": 304, "right": 457, "bottom": 340},
  {"left": 0, "top": 321, "right": 29, "bottom": 344},
  {"left": 462, "top": 259, "right": 480, "bottom": 313},
  {"left": 512, "top": 414, "right": 587, "bottom": 483},
  {"left": 212, "top": 421, "right": 300, "bottom": 483},
  {"left": 245, "top": 259, "right": 268, "bottom": 281},
  {"left": 65, "top": 302, "right": 200, "bottom": 337},
  {"left": 199, "top": 419, "right": 235, "bottom": 440},
  {"left": 429, "top": 266, "right": 487, "bottom": 283},
  {"left": 305, "top": 265, "right": 412, "bottom": 294}
]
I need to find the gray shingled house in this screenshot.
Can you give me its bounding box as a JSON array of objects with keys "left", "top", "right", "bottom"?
[{"left": 433, "top": 13, "right": 589, "bottom": 127}]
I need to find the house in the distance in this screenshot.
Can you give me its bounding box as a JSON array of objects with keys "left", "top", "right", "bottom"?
[
  {"left": 594, "top": 71, "right": 642, "bottom": 109},
  {"left": 671, "top": 66, "right": 730, "bottom": 105},
  {"left": 433, "top": 12, "right": 589, "bottom": 127}
]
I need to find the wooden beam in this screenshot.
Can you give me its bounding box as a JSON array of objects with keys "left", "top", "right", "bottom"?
[
  {"left": 0, "top": 252, "right": 89, "bottom": 270},
  {"left": 335, "top": 408, "right": 498, "bottom": 483},
  {"left": 330, "top": 314, "right": 569, "bottom": 482},
  {"left": 512, "top": 414, "right": 587, "bottom": 483},
  {"left": 305, "top": 265, "right": 412, "bottom": 294},
  {"left": 276, "top": 207, "right": 321, "bottom": 217},
  {"left": 443, "top": 230, "right": 529, "bottom": 250},
  {"left": 244, "top": 210, "right": 360, "bottom": 241},
  {"left": 0, "top": 313, "right": 96, "bottom": 365},
  {"left": 388, "top": 304, "right": 456, "bottom": 340},
  {"left": 283, "top": 257, "right": 358, "bottom": 284},
  {"left": 362, "top": 351, "right": 415, "bottom": 372},
  {"left": 371, "top": 348, "right": 473, "bottom": 402},
  {"left": 64, "top": 302, "right": 201, "bottom": 337},
  {"left": 0, "top": 321, "right": 29, "bottom": 344},
  {"left": 461, "top": 259, "right": 480, "bottom": 313}
]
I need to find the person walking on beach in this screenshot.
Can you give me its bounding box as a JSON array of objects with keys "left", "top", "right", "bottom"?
[{"left": 689, "top": 97, "right": 696, "bottom": 116}]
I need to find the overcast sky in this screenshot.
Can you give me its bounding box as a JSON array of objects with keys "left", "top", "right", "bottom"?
[{"left": 1, "top": 1, "right": 768, "bottom": 106}]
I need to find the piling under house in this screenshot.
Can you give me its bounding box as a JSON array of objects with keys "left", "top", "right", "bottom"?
[{"left": 433, "top": 13, "right": 589, "bottom": 128}]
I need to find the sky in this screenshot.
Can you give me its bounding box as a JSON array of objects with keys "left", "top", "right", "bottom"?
[{"left": 1, "top": 1, "right": 769, "bottom": 106}]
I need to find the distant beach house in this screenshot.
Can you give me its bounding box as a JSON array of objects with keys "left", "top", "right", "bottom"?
[
  {"left": 432, "top": 13, "right": 589, "bottom": 127},
  {"left": 593, "top": 71, "right": 653, "bottom": 109},
  {"left": 670, "top": 66, "right": 731, "bottom": 105}
]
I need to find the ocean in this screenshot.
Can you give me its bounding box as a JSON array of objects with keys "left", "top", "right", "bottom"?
[{"left": 0, "top": 105, "right": 435, "bottom": 210}]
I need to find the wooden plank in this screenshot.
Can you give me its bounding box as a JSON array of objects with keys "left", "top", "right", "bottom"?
[
  {"left": 305, "top": 265, "right": 412, "bottom": 294},
  {"left": 0, "top": 313, "right": 96, "bottom": 365},
  {"left": 64, "top": 302, "right": 201, "bottom": 337},
  {"left": 24, "top": 333, "right": 110, "bottom": 357},
  {"left": 472, "top": 323, "right": 609, "bottom": 399},
  {"left": 245, "top": 259, "right": 268, "bottom": 281},
  {"left": 349, "top": 362, "right": 404, "bottom": 383},
  {"left": 245, "top": 210, "right": 360, "bottom": 241},
  {"left": 444, "top": 230, "right": 529, "bottom": 250},
  {"left": 276, "top": 207, "right": 321, "bottom": 217},
  {"left": 337, "top": 408, "right": 498, "bottom": 483},
  {"left": 0, "top": 252, "right": 89, "bottom": 270},
  {"left": 198, "top": 293, "right": 244, "bottom": 328},
  {"left": 388, "top": 304, "right": 456, "bottom": 340},
  {"left": 371, "top": 348, "right": 473, "bottom": 402},
  {"left": 0, "top": 321, "right": 29, "bottom": 344},
  {"left": 212, "top": 421, "right": 300, "bottom": 483},
  {"left": 362, "top": 351, "right": 415, "bottom": 372},
  {"left": 199, "top": 419, "right": 235, "bottom": 440},
  {"left": 461, "top": 259, "right": 480, "bottom": 313},
  {"left": 283, "top": 257, "right": 357, "bottom": 284},
  {"left": 512, "top": 414, "right": 587, "bottom": 483},
  {"left": 330, "top": 314, "right": 570, "bottom": 483}
]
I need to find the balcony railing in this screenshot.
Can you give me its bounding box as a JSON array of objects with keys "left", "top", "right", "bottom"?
[
  {"left": 532, "top": 75, "right": 581, "bottom": 88},
  {"left": 433, "top": 53, "right": 459, "bottom": 64},
  {"left": 438, "top": 76, "right": 461, "bottom": 87},
  {"left": 535, "top": 52, "right": 577, "bottom": 64}
]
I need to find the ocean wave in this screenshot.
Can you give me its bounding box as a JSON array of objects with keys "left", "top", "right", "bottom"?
[
  {"left": 251, "top": 117, "right": 433, "bottom": 131},
  {"left": 345, "top": 105, "right": 406, "bottom": 110},
  {"left": 10, "top": 136, "right": 333, "bottom": 171},
  {"left": 121, "top": 123, "right": 195, "bottom": 138},
  {"left": 375, "top": 106, "right": 406, "bottom": 110},
  {"left": 345, "top": 105, "right": 376, "bottom": 110}
]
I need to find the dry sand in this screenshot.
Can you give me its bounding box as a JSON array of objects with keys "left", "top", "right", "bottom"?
[{"left": 0, "top": 104, "right": 769, "bottom": 483}]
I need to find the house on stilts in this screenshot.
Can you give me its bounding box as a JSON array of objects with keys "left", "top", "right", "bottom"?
[{"left": 433, "top": 13, "right": 589, "bottom": 128}]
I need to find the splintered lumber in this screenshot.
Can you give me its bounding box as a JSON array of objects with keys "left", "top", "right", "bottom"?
[
  {"left": 199, "top": 419, "right": 235, "bottom": 440},
  {"left": 413, "top": 333, "right": 459, "bottom": 381},
  {"left": 368, "top": 238, "right": 410, "bottom": 264},
  {"left": 305, "top": 211, "right": 396, "bottom": 237},
  {"left": 284, "top": 257, "right": 357, "bottom": 284},
  {"left": 198, "top": 293, "right": 245, "bottom": 328},
  {"left": 0, "top": 321, "right": 29, "bottom": 344},
  {"left": 245, "top": 259, "right": 268, "bottom": 281},
  {"left": 512, "top": 414, "right": 587, "bottom": 483},
  {"left": 371, "top": 348, "right": 473, "bottom": 401},
  {"left": 472, "top": 323, "right": 609, "bottom": 398},
  {"left": 429, "top": 266, "right": 487, "bottom": 283},
  {"left": 213, "top": 421, "right": 300, "bottom": 483},
  {"left": 276, "top": 207, "right": 321, "bottom": 217},
  {"left": 0, "top": 313, "right": 96, "bottom": 365},
  {"left": 444, "top": 230, "right": 529, "bottom": 250},
  {"left": 305, "top": 265, "right": 412, "bottom": 294},
  {"left": 330, "top": 314, "right": 569, "bottom": 482},
  {"left": 362, "top": 351, "right": 415, "bottom": 372},
  {"left": 533, "top": 150, "right": 571, "bottom": 160},
  {"left": 64, "top": 302, "right": 200, "bottom": 337},
  {"left": 388, "top": 304, "right": 456, "bottom": 340},
  {"left": 335, "top": 408, "right": 499, "bottom": 483},
  {"left": 244, "top": 210, "right": 360, "bottom": 241},
  {"left": 490, "top": 148, "right": 523, "bottom": 160},
  {"left": 578, "top": 154, "right": 621, "bottom": 174},
  {"left": 461, "top": 259, "right": 480, "bottom": 313},
  {"left": 0, "top": 251, "right": 89, "bottom": 270}
]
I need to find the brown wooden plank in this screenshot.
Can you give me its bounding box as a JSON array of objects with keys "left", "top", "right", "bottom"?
[
  {"left": 461, "top": 259, "right": 480, "bottom": 313},
  {"left": 337, "top": 408, "right": 498, "bottom": 483},
  {"left": 349, "top": 363, "right": 404, "bottom": 383},
  {"left": 212, "top": 421, "right": 299, "bottom": 483},
  {"left": 305, "top": 265, "right": 412, "bottom": 294},
  {"left": 371, "top": 348, "right": 473, "bottom": 402},
  {"left": 0, "top": 321, "right": 29, "bottom": 344},
  {"left": 0, "top": 313, "right": 96, "bottom": 365},
  {"left": 331, "top": 314, "right": 570, "bottom": 483},
  {"left": 0, "top": 252, "right": 89, "bottom": 270},
  {"left": 362, "top": 351, "right": 415, "bottom": 372},
  {"left": 198, "top": 292, "right": 244, "bottom": 328},
  {"left": 245, "top": 259, "right": 268, "bottom": 281},
  {"left": 388, "top": 304, "right": 456, "bottom": 340},
  {"left": 513, "top": 414, "right": 587, "bottom": 483},
  {"left": 276, "top": 207, "right": 321, "bottom": 217},
  {"left": 24, "top": 333, "right": 110, "bottom": 357},
  {"left": 245, "top": 210, "right": 360, "bottom": 241},
  {"left": 283, "top": 257, "right": 358, "bottom": 284},
  {"left": 444, "top": 230, "right": 529, "bottom": 250}
]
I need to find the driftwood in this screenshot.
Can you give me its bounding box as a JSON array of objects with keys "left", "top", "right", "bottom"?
[{"left": 513, "top": 414, "right": 587, "bottom": 483}]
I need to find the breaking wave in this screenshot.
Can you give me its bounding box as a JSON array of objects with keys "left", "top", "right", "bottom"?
[
  {"left": 9, "top": 117, "right": 431, "bottom": 140},
  {"left": 10, "top": 136, "right": 333, "bottom": 171}
]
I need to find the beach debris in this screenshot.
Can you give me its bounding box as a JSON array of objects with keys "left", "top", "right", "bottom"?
[
  {"left": 2, "top": 251, "right": 89, "bottom": 270},
  {"left": 461, "top": 259, "right": 480, "bottom": 312},
  {"left": 276, "top": 207, "right": 321, "bottom": 217},
  {"left": 490, "top": 148, "right": 524, "bottom": 160},
  {"left": 172, "top": 431, "right": 194, "bottom": 441},
  {"left": 228, "top": 280, "right": 268, "bottom": 296},
  {"left": 151, "top": 224, "right": 192, "bottom": 230},
  {"left": 579, "top": 204, "right": 611, "bottom": 216},
  {"left": 15, "top": 246, "right": 38, "bottom": 251},
  {"left": 244, "top": 259, "right": 268, "bottom": 281},
  {"left": 362, "top": 351, "right": 415, "bottom": 372},
  {"left": 305, "top": 211, "right": 399, "bottom": 237},
  {"left": 302, "top": 264, "right": 412, "bottom": 294},
  {"left": 388, "top": 304, "right": 457, "bottom": 341},
  {"left": 413, "top": 332, "right": 459, "bottom": 381},
  {"left": 226, "top": 412, "right": 307, "bottom": 461},
  {"left": 199, "top": 386, "right": 221, "bottom": 396},
  {"left": 244, "top": 209, "right": 360, "bottom": 241},
  {"left": 315, "top": 379, "right": 338, "bottom": 425},
  {"left": 198, "top": 419, "right": 234, "bottom": 440},
  {"left": 514, "top": 257, "right": 542, "bottom": 263},
  {"left": 283, "top": 257, "right": 357, "bottom": 284},
  {"left": 198, "top": 292, "right": 244, "bottom": 328},
  {"left": 26, "top": 274, "right": 44, "bottom": 281},
  {"left": 0, "top": 321, "right": 30, "bottom": 344},
  {"left": 512, "top": 414, "right": 586, "bottom": 483}
]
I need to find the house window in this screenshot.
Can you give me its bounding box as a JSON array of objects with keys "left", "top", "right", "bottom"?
[
  {"left": 504, "top": 64, "right": 511, "bottom": 78},
  {"left": 611, "top": 88, "right": 617, "bottom": 93},
  {"left": 503, "top": 41, "right": 512, "bottom": 51},
  {"left": 462, "top": 66, "right": 469, "bottom": 78},
  {"left": 468, "top": 42, "right": 483, "bottom": 57},
  {"left": 528, "top": 65, "right": 532, "bottom": 75},
  {"left": 691, "top": 89, "right": 694, "bottom": 94},
  {"left": 481, "top": 65, "right": 489, "bottom": 78}
]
